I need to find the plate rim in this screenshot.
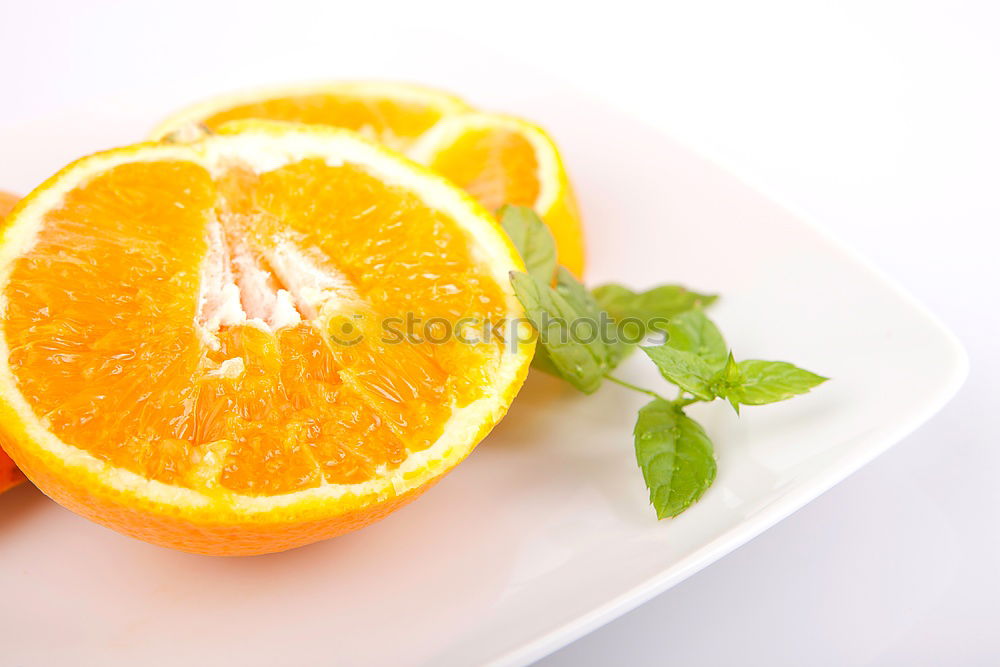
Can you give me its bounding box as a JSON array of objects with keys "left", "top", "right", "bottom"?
[{"left": 492, "top": 131, "right": 969, "bottom": 667}]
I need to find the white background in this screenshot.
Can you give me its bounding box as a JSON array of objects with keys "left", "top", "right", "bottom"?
[{"left": 2, "top": 1, "right": 997, "bottom": 664}]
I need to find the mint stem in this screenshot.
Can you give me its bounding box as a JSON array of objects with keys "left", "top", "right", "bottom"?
[{"left": 604, "top": 374, "right": 668, "bottom": 401}]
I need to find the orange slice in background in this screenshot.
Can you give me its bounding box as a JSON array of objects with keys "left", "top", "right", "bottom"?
[
  {"left": 0, "top": 191, "right": 26, "bottom": 494},
  {"left": 151, "top": 81, "right": 471, "bottom": 154},
  {"left": 0, "top": 122, "right": 533, "bottom": 554},
  {"left": 410, "top": 112, "right": 585, "bottom": 277},
  {"left": 151, "top": 82, "right": 587, "bottom": 276}
]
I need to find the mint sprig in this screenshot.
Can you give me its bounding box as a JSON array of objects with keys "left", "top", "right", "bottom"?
[{"left": 500, "top": 207, "right": 827, "bottom": 520}]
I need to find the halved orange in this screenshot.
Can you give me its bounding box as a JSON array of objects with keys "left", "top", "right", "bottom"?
[
  {"left": 151, "top": 83, "right": 587, "bottom": 276},
  {"left": 410, "top": 112, "right": 586, "bottom": 277},
  {"left": 0, "top": 191, "right": 26, "bottom": 494},
  {"left": 0, "top": 122, "right": 533, "bottom": 554},
  {"left": 151, "top": 82, "right": 471, "bottom": 154}
]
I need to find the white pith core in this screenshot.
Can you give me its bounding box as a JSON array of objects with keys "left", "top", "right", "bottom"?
[{"left": 196, "top": 208, "right": 363, "bottom": 335}]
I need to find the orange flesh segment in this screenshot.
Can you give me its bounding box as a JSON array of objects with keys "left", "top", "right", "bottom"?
[
  {"left": 202, "top": 95, "right": 450, "bottom": 151},
  {"left": 4, "top": 159, "right": 507, "bottom": 495},
  {"left": 424, "top": 127, "right": 541, "bottom": 212}
]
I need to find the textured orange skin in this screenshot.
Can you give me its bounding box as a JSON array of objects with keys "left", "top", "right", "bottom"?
[
  {"left": 0, "top": 382, "right": 513, "bottom": 555},
  {"left": 0, "top": 447, "right": 24, "bottom": 494},
  {"left": 2, "top": 423, "right": 437, "bottom": 555},
  {"left": 0, "top": 191, "right": 25, "bottom": 494},
  {"left": 0, "top": 358, "right": 524, "bottom": 554}
]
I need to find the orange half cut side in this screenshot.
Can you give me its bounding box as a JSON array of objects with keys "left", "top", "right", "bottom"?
[{"left": 0, "top": 122, "right": 532, "bottom": 554}]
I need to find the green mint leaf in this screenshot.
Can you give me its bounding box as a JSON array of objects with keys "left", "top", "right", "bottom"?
[
  {"left": 594, "top": 286, "right": 643, "bottom": 368},
  {"left": 554, "top": 267, "right": 604, "bottom": 321},
  {"left": 592, "top": 283, "right": 717, "bottom": 326},
  {"left": 554, "top": 267, "right": 612, "bottom": 372},
  {"left": 536, "top": 267, "right": 612, "bottom": 382},
  {"left": 665, "top": 309, "right": 728, "bottom": 369},
  {"left": 640, "top": 344, "right": 717, "bottom": 400},
  {"left": 634, "top": 399, "right": 717, "bottom": 519},
  {"left": 556, "top": 266, "right": 632, "bottom": 370},
  {"left": 592, "top": 284, "right": 716, "bottom": 370},
  {"left": 499, "top": 206, "right": 557, "bottom": 284},
  {"left": 726, "top": 360, "right": 828, "bottom": 405},
  {"left": 510, "top": 271, "right": 607, "bottom": 394},
  {"left": 526, "top": 270, "right": 592, "bottom": 379}
]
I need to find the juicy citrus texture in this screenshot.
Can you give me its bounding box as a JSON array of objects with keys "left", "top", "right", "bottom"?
[
  {"left": 152, "top": 82, "right": 470, "bottom": 154},
  {"left": 411, "top": 113, "right": 586, "bottom": 277},
  {"left": 0, "top": 124, "right": 531, "bottom": 554},
  {"left": 202, "top": 97, "right": 448, "bottom": 153},
  {"left": 0, "top": 191, "right": 26, "bottom": 493},
  {"left": 151, "top": 83, "right": 587, "bottom": 276},
  {"left": 425, "top": 126, "right": 541, "bottom": 211}
]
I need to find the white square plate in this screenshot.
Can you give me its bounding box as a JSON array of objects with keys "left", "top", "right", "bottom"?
[{"left": 0, "top": 86, "right": 966, "bottom": 667}]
